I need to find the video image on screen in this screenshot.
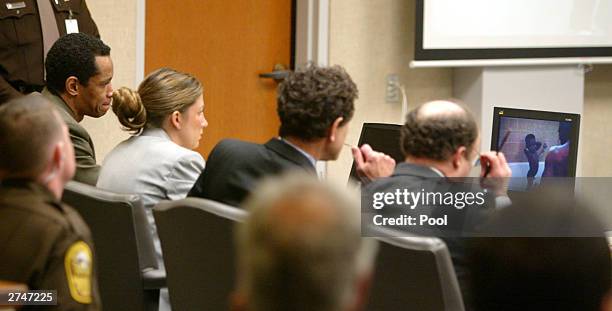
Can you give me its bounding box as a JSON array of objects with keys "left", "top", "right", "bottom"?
[{"left": 498, "top": 117, "right": 573, "bottom": 188}]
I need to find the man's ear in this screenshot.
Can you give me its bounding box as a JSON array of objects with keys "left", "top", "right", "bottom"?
[
  {"left": 52, "top": 141, "right": 65, "bottom": 171},
  {"left": 328, "top": 117, "right": 344, "bottom": 142},
  {"left": 41, "top": 142, "right": 63, "bottom": 184},
  {"left": 452, "top": 146, "right": 467, "bottom": 169},
  {"left": 170, "top": 111, "right": 182, "bottom": 130},
  {"left": 65, "top": 76, "right": 80, "bottom": 97}
]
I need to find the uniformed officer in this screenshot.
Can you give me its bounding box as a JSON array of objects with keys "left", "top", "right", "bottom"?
[
  {"left": 0, "top": 0, "right": 99, "bottom": 104},
  {"left": 0, "top": 94, "right": 101, "bottom": 310}
]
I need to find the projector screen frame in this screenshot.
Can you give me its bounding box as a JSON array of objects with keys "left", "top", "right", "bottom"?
[{"left": 414, "top": 0, "right": 612, "bottom": 66}]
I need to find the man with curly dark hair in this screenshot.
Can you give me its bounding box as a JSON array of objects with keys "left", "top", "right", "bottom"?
[
  {"left": 276, "top": 65, "right": 356, "bottom": 145},
  {"left": 41, "top": 33, "right": 113, "bottom": 186},
  {"left": 189, "top": 64, "right": 394, "bottom": 206}
]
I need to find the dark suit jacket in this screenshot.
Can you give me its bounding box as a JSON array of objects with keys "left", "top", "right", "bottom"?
[
  {"left": 363, "top": 162, "right": 494, "bottom": 310},
  {"left": 43, "top": 88, "right": 99, "bottom": 186},
  {"left": 188, "top": 138, "right": 317, "bottom": 207}
]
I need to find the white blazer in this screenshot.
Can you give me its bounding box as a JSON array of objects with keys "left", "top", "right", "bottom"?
[{"left": 97, "top": 128, "right": 205, "bottom": 208}]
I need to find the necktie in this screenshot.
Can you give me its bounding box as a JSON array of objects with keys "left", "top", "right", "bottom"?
[{"left": 37, "top": 0, "right": 60, "bottom": 59}]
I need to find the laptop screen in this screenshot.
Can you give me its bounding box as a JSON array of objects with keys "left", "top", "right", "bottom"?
[{"left": 349, "top": 123, "right": 404, "bottom": 182}]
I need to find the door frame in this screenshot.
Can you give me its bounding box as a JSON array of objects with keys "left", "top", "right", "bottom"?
[
  {"left": 135, "top": 0, "right": 330, "bottom": 175},
  {"left": 136, "top": 0, "right": 146, "bottom": 84},
  {"left": 295, "top": 0, "right": 330, "bottom": 67},
  {"left": 294, "top": 0, "right": 331, "bottom": 177}
]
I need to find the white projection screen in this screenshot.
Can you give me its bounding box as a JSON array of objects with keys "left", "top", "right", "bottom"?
[{"left": 414, "top": 0, "right": 612, "bottom": 66}]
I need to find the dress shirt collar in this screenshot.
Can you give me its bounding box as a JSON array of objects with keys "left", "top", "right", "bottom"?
[
  {"left": 393, "top": 162, "right": 446, "bottom": 178},
  {"left": 428, "top": 166, "right": 445, "bottom": 177},
  {"left": 279, "top": 137, "right": 317, "bottom": 168}
]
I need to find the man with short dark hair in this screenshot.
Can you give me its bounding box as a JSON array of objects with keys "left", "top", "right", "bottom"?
[
  {"left": 189, "top": 64, "right": 394, "bottom": 206},
  {"left": 42, "top": 32, "right": 114, "bottom": 185},
  {"left": 0, "top": 94, "right": 101, "bottom": 310}
]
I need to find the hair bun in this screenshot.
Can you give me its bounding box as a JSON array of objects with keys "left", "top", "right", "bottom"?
[{"left": 112, "top": 87, "right": 147, "bottom": 134}]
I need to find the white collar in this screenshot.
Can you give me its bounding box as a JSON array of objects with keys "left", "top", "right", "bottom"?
[
  {"left": 280, "top": 137, "right": 317, "bottom": 167},
  {"left": 428, "top": 166, "right": 445, "bottom": 177}
]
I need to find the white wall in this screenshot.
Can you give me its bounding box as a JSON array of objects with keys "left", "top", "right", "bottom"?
[
  {"left": 81, "top": 0, "right": 137, "bottom": 161},
  {"left": 583, "top": 65, "right": 612, "bottom": 176},
  {"left": 327, "top": 0, "right": 453, "bottom": 186}
]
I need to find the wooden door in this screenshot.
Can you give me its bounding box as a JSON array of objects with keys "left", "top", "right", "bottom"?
[{"left": 145, "top": 0, "right": 293, "bottom": 157}]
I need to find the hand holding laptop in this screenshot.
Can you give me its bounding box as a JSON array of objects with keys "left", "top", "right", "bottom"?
[{"left": 351, "top": 144, "right": 396, "bottom": 182}]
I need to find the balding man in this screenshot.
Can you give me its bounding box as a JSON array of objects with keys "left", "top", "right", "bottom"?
[
  {"left": 232, "top": 173, "right": 378, "bottom": 311},
  {"left": 361, "top": 99, "right": 512, "bottom": 308},
  {"left": 0, "top": 95, "right": 101, "bottom": 310}
]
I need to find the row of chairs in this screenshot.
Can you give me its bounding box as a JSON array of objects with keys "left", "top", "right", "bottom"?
[
  {"left": 62, "top": 181, "right": 464, "bottom": 311},
  {"left": 62, "top": 182, "right": 165, "bottom": 311}
]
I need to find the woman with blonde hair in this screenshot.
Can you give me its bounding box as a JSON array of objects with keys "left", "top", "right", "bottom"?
[
  {"left": 97, "top": 67, "right": 207, "bottom": 310},
  {"left": 98, "top": 67, "right": 207, "bottom": 203}
]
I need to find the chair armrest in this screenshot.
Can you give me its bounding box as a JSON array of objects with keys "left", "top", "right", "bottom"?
[{"left": 142, "top": 268, "right": 166, "bottom": 289}]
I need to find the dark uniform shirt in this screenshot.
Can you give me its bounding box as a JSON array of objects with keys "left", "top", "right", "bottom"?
[
  {"left": 0, "top": 0, "right": 99, "bottom": 104},
  {"left": 0, "top": 179, "right": 101, "bottom": 310}
]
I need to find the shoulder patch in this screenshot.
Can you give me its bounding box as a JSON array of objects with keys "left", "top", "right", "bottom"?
[{"left": 64, "top": 241, "right": 93, "bottom": 304}]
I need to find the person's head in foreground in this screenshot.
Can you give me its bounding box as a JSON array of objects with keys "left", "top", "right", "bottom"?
[
  {"left": 112, "top": 67, "right": 208, "bottom": 149},
  {"left": 468, "top": 192, "right": 612, "bottom": 311},
  {"left": 45, "top": 32, "right": 113, "bottom": 122},
  {"left": 232, "top": 173, "right": 378, "bottom": 311},
  {"left": 0, "top": 94, "right": 76, "bottom": 198},
  {"left": 277, "top": 64, "right": 358, "bottom": 161}
]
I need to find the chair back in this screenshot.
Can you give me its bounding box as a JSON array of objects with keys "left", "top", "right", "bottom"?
[
  {"left": 366, "top": 228, "right": 465, "bottom": 311},
  {"left": 154, "top": 198, "right": 246, "bottom": 311},
  {"left": 62, "top": 181, "right": 160, "bottom": 311}
]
